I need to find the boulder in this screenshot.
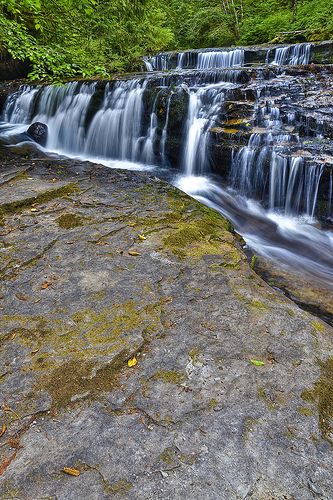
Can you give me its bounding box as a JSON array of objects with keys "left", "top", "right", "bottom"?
[{"left": 27, "top": 121, "right": 48, "bottom": 146}]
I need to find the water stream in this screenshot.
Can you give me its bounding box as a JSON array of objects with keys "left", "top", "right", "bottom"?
[{"left": 1, "top": 42, "right": 332, "bottom": 292}]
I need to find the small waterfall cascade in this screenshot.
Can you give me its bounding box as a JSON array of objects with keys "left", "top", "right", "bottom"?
[
  {"left": 229, "top": 92, "right": 325, "bottom": 217},
  {"left": 182, "top": 83, "right": 230, "bottom": 175},
  {"left": 144, "top": 48, "right": 244, "bottom": 71},
  {"left": 272, "top": 43, "right": 312, "bottom": 65},
  {"left": 197, "top": 49, "right": 244, "bottom": 69},
  {"left": 1, "top": 41, "right": 333, "bottom": 286},
  {"left": 83, "top": 80, "right": 148, "bottom": 162},
  {"left": 3, "top": 85, "right": 39, "bottom": 123}
]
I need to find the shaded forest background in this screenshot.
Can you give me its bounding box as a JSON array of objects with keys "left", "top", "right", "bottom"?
[{"left": 0, "top": 0, "right": 332, "bottom": 80}]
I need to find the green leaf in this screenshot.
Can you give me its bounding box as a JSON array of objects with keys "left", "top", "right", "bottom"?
[{"left": 250, "top": 359, "right": 266, "bottom": 367}]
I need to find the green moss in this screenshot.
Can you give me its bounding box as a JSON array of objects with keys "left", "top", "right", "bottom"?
[
  {"left": 152, "top": 369, "right": 184, "bottom": 385},
  {"left": 257, "top": 387, "right": 276, "bottom": 411},
  {"left": 208, "top": 398, "right": 218, "bottom": 410},
  {"left": 108, "top": 479, "right": 133, "bottom": 494},
  {"left": 297, "top": 406, "right": 314, "bottom": 417},
  {"left": 160, "top": 447, "right": 176, "bottom": 465},
  {"left": 311, "top": 321, "right": 325, "bottom": 333},
  {"left": 38, "top": 354, "right": 125, "bottom": 410},
  {"left": 56, "top": 213, "right": 88, "bottom": 229},
  {"left": 250, "top": 254, "right": 258, "bottom": 270},
  {"left": 3, "top": 298, "right": 165, "bottom": 409},
  {"left": 301, "top": 357, "right": 333, "bottom": 442},
  {"left": 162, "top": 214, "right": 240, "bottom": 262},
  {"left": 249, "top": 299, "right": 268, "bottom": 310},
  {"left": 0, "top": 183, "right": 78, "bottom": 218},
  {"left": 189, "top": 347, "right": 201, "bottom": 364}
]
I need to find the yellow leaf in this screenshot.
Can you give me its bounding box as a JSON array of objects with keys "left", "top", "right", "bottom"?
[
  {"left": 62, "top": 467, "right": 80, "bottom": 477},
  {"left": 127, "top": 356, "right": 138, "bottom": 367},
  {"left": 128, "top": 251, "right": 140, "bottom": 256},
  {"left": 138, "top": 234, "right": 146, "bottom": 241},
  {"left": 0, "top": 423, "right": 6, "bottom": 438},
  {"left": 30, "top": 208, "right": 38, "bottom": 212},
  {"left": 128, "top": 222, "right": 136, "bottom": 227}
]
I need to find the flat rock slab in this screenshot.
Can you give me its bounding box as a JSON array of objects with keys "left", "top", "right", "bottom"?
[{"left": 0, "top": 151, "right": 333, "bottom": 499}]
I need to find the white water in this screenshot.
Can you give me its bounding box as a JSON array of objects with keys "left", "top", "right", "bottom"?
[
  {"left": 197, "top": 50, "right": 244, "bottom": 69},
  {"left": 272, "top": 43, "right": 312, "bottom": 65},
  {"left": 175, "top": 174, "right": 333, "bottom": 287},
  {"left": 1, "top": 45, "right": 332, "bottom": 289},
  {"left": 145, "top": 48, "right": 244, "bottom": 71}
]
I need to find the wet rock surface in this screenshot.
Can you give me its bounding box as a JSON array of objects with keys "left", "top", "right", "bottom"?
[
  {"left": 0, "top": 149, "right": 333, "bottom": 499},
  {"left": 26, "top": 122, "right": 48, "bottom": 146}
]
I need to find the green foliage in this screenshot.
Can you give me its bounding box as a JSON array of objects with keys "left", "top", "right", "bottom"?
[
  {"left": 0, "top": 0, "right": 172, "bottom": 80},
  {"left": 0, "top": 0, "right": 332, "bottom": 81}
]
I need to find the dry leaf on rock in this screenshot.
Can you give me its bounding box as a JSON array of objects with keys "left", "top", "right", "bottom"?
[
  {"left": 128, "top": 356, "right": 138, "bottom": 367},
  {"left": 41, "top": 282, "right": 51, "bottom": 289},
  {"left": 62, "top": 467, "right": 80, "bottom": 477}
]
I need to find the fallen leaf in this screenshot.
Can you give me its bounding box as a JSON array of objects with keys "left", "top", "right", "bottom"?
[
  {"left": 30, "top": 208, "right": 38, "bottom": 213},
  {"left": 62, "top": 467, "right": 80, "bottom": 477},
  {"left": 2, "top": 405, "right": 20, "bottom": 419},
  {"left": 250, "top": 359, "right": 265, "bottom": 366},
  {"left": 96, "top": 241, "right": 108, "bottom": 246},
  {"left": 128, "top": 251, "right": 140, "bottom": 256},
  {"left": 128, "top": 222, "right": 136, "bottom": 227},
  {"left": 127, "top": 356, "right": 138, "bottom": 367},
  {"left": 138, "top": 234, "right": 146, "bottom": 241},
  {"left": 41, "top": 282, "right": 51, "bottom": 289},
  {"left": 0, "top": 424, "right": 6, "bottom": 438},
  {"left": 0, "top": 452, "right": 16, "bottom": 476}
]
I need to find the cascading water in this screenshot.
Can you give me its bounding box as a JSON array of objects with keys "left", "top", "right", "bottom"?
[
  {"left": 182, "top": 82, "right": 235, "bottom": 175},
  {"left": 272, "top": 43, "right": 312, "bottom": 65},
  {"left": 144, "top": 48, "right": 244, "bottom": 71},
  {"left": 197, "top": 50, "right": 244, "bottom": 69},
  {"left": 1, "top": 42, "right": 333, "bottom": 288}
]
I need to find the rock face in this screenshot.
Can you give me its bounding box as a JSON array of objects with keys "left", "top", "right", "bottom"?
[
  {"left": 0, "top": 149, "right": 333, "bottom": 499},
  {"left": 26, "top": 121, "right": 48, "bottom": 146}
]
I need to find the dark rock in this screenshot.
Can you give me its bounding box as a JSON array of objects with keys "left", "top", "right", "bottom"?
[
  {"left": 27, "top": 122, "right": 48, "bottom": 146},
  {"left": 0, "top": 50, "right": 30, "bottom": 81}
]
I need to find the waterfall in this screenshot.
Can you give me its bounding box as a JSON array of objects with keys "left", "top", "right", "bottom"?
[
  {"left": 273, "top": 43, "right": 312, "bottom": 65},
  {"left": 144, "top": 48, "right": 244, "bottom": 71},
  {"left": 1, "top": 41, "right": 333, "bottom": 286},
  {"left": 197, "top": 50, "right": 244, "bottom": 69},
  {"left": 2, "top": 85, "right": 39, "bottom": 123},
  {"left": 84, "top": 80, "right": 148, "bottom": 162},
  {"left": 229, "top": 88, "right": 325, "bottom": 217},
  {"left": 182, "top": 83, "right": 233, "bottom": 175}
]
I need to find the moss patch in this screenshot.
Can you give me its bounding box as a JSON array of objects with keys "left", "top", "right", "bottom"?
[
  {"left": 57, "top": 213, "right": 89, "bottom": 229},
  {"left": 0, "top": 183, "right": 78, "bottom": 218},
  {"left": 108, "top": 479, "right": 133, "bottom": 495},
  {"left": 152, "top": 370, "right": 184, "bottom": 385},
  {"left": 3, "top": 299, "right": 165, "bottom": 409},
  {"left": 162, "top": 210, "right": 239, "bottom": 262},
  {"left": 311, "top": 320, "right": 325, "bottom": 333},
  {"left": 301, "top": 357, "right": 333, "bottom": 442}
]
